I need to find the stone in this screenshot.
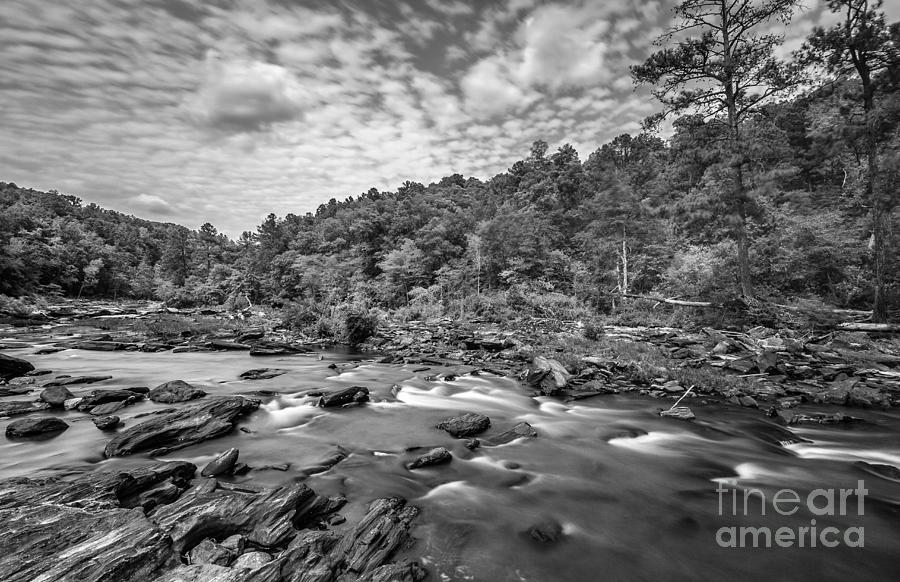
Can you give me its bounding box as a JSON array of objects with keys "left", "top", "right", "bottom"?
[
  {"left": 104, "top": 396, "right": 259, "bottom": 457},
  {"left": 43, "top": 375, "right": 112, "bottom": 387},
  {"left": 207, "top": 340, "right": 251, "bottom": 351},
  {"left": 92, "top": 415, "right": 121, "bottom": 430},
  {"left": 526, "top": 519, "right": 564, "bottom": 543},
  {"left": 149, "top": 380, "right": 206, "bottom": 404},
  {"left": 0, "top": 353, "right": 34, "bottom": 380},
  {"left": 6, "top": 417, "right": 69, "bottom": 437},
  {"left": 188, "top": 538, "right": 233, "bottom": 566},
  {"left": 659, "top": 406, "right": 695, "bottom": 421},
  {"left": 436, "top": 412, "right": 491, "bottom": 438},
  {"left": 91, "top": 401, "right": 127, "bottom": 415},
  {"left": 39, "top": 385, "right": 75, "bottom": 407},
  {"left": 201, "top": 448, "right": 240, "bottom": 477},
  {"left": 317, "top": 386, "right": 369, "bottom": 407},
  {"left": 407, "top": 447, "right": 452, "bottom": 469},
  {"left": 525, "top": 356, "right": 571, "bottom": 395},
  {"left": 0, "top": 400, "right": 52, "bottom": 417},
  {"left": 77, "top": 389, "right": 142, "bottom": 409},
  {"left": 239, "top": 368, "right": 288, "bottom": 380},
  {"left": 232, "top": 551, "right": 271, "bottom": 570}
]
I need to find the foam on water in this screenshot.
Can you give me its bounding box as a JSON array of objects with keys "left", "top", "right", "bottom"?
[
  {"left": 785, "top": 442, "right": 900, "bottom": 466},
  {"left": 607, "top": 431, "right": 709, "bottom": 456}
]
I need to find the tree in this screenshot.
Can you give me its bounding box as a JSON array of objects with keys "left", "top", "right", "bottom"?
[
  {"left": 632, "top": 0, "right": 800, "bottom": 297},
  {"left": 799, "top": 0, "right": 900, "bottom": 320}
]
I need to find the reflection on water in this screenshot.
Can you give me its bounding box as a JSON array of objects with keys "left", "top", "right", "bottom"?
[{"left": 1, "top": 341, "right": 899, "bottom": 581}]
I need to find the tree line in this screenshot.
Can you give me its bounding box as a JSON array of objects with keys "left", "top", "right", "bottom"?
[{"left": 1, "top": 0, "right": 898, "bottom": 321}]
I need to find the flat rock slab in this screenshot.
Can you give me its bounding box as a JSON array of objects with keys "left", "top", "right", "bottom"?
[
  {"left": 40, "top": 385, "right": 75, "bottom": 406},
  {"left": 239, "top": 368, "right": 288, "bottom": 380},
  {"left": 6, "top": 416, "right": 69, "bottom": 437},
  {"left": 149, "top": 380, "right": 206, "bottom": 404},
  {"left": 0, "top": 400, "right": 52, "bottom": 417},
  {"left": 43, "top": 375, "right": 113, "bottom": 387},
  {"left": 483, "top": 422, "right": 538, "bottom": 446},
  {"left": 0, "top": 353, "right": 34, "bottom": 380},
  {"left": 104, "top": 396, "right": 259, "bottom": 457},
  {"left": 436, "top": 412, "right": 491, "bottom": 438}
]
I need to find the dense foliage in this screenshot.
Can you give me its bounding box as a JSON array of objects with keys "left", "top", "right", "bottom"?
[{"left": 1, "top": 0, "right": 898, "bottom": 322}]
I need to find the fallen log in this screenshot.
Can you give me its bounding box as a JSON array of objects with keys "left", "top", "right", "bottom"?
[
  {"left": 836, "top": 322, "right": 900, "bottom": 333},
  {"left": 623, "top": 294, "right": 714, "bottom": 307}
]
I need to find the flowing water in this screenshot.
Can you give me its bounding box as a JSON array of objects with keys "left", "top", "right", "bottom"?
[{"left": 2, "top": 327, "right": 900, "bottom": 582}]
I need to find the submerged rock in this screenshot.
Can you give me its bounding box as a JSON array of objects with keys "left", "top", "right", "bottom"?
[
  {"left": 6, "top": 417, "right": 69, "bottom": 437},
  {"left": 43, "top": 375, "right": 112, "bottom": 387},
  {"left": 483, "top": 422, "right": 538, "bottom": 446},
  {"left": 407, "top": 447, "right": 452, "bottom": 469},
  {"left": 436, "top": 412, "right": 491, "bottom": 438},
  {"left": 0, "top": 353, "right": 34, "bottom": 381},
  {"left": 525, "top": 519, "right": 564, "bottom": 544},
  {"left": 149, "top": 380, "right": 206, "bottom": 404},
  {"left": 104, "top": 396, "right": 259, "bottom": 457}
]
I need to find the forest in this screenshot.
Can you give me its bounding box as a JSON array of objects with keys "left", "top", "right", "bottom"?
[{"left": 1, "top": 0, "right": 899, "bottom": 329}]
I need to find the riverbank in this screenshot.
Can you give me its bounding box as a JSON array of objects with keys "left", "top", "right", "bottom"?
[{"left": 1, "top": 299, "right": 900, "bottom": 581}]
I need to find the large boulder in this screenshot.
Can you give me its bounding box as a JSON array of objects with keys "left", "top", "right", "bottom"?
[
  {"left": 0, "top": 353, "right": 34, "bottom": 381},
  {"left": 6, "top": 417, "right": 69, "bottom": 438},
  {"left": 149, "top": 380, "right": 206, "bottom": 404},
  {"left": 525, "top": 356, "right": 571, "bottom": 395},
  {"left": 104, "top": 396, "right": 258, "bottom": 457},
  {"left": 436, "top": 412, "right": 491, "bottom": 438}
]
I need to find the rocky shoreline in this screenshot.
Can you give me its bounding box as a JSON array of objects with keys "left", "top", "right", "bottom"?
[{"left": 1, "top": 299, "right": 899, "bottom": 580}]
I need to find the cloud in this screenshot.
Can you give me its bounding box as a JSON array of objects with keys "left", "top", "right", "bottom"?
[
  {"left": 189, "top": 53, "right": 307, "bottom": 132},
  {"left": 460, "top": 57, "right": 535, "bottom": 118},
  {"left": 129, "top": 193, "right": 175, "bottom": 215}
]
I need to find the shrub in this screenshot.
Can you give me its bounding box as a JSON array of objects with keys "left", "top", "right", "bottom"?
[{"left": 343, "top": 310, "right": 378, "bottom": 345}]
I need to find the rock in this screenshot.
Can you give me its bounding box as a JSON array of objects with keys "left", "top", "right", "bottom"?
[
  {"left": 659, "top": 406, "right": 696, "bottom": 421},
  {"left": 724, "top": 358, "right": 758, "bottom": 374},
  {"left": 484, "top": 422, "right": 538, "bottom": 446},
  {"left": 220, "top": 534, "right": 245, "bottom": 554},
  {"left": 188, "top": 538, "right": 233, "bottom": 566},
  {"left": 149, "top": 380, "right": 206, "bottom": 404},
  {"left": 104, "top": 396, "right": 259, "bottom": 457},
  {"left": 407, "top": 447, "right": 452, "bottom": 469},
  {"left": 525, "top": 356, "right": 571, "bottom": 395},
  {"left": 299, "top": 447, "right": 349, "bottom": 476},
  {"left": 239, "top": 368, "right": 288, "bottom": 380},
  {"left": 201, "top": 448, "right": 240, "bottom": 477},
  {"left": 6, "top": 417, "right": 69, "bottom": 437},
  {"left": 317, "top": 386, "right": 370, "bottom": 407},
  {"left": 43, "top": 375, "right": 112, "bottom": 387},
  {"left": 757, "top": 350, "right": 779, "bottom": 373},
  {"left": 68, "top": 340, "right": 126, "bottom": 351},
  {"left": 92, "top": 415, "right": 120, "bottom": 430},
  {"left": 0, "top": 461, "right": 195, "bottom": 582},
  {"left": 436, "top": 412, "right": 491, "bottom": 438},
  {"left": 0, "top": 353, "right": 34, "bottom": 380},
  {"left": 787, "top": 412, "right": 864, "bottom": 425},
  {"left": 729, "top": 395, "right": 758, "bottom": 408},
  {"left": 232, "top": 551, "right": 271, "bottom": 570},
  {"left": 39, "top": 385, "right": 75, "bottom": 407},
  {"left": 237, "top": 327, "right": 265, "bottom": 342},
  {"left": 91, "top": 401, "right": 127, "bottom": 415},
  {"left": 0, "top": 400, "right": 52, "bottom": 417},
  {"left": 207, "top": 340, "right": 251, "bottom": 351},
  {"left": 249, "top": 342, "right": 306, "bottom": 356},
  {"left": 526, "top": 519, "right": 564, "bottom": 543},
  {"left": 77, "top": 389, "right": 142, "bottom": 409}
]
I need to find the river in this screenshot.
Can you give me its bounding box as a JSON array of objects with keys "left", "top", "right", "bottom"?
[{"left": 2, "top": 327, "right": 900, "bottom": 582}]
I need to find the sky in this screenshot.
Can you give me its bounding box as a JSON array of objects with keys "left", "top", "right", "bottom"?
[{"left": 2, "top": 0, "right": 894, "bottom": 237}]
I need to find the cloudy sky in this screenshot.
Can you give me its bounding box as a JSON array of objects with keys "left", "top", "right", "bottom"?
[{"left": 2, "top": 0, "right": 890, "bottom": 237}]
